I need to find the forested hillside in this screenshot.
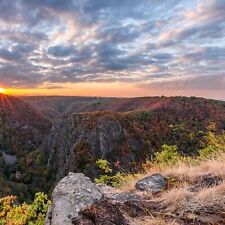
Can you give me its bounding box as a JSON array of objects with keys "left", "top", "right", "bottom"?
[
  {"left": 1, "top": 95, "right": 225, "bottom": 201},
  {"left": 23, "top": 96, "right": 225, "bottom": 121},
  {"left": 44, "top": 97, "right": 225, "bottom": 183},
  {"left": 0, "top": 94, "right": 52, "bottom": 200}
]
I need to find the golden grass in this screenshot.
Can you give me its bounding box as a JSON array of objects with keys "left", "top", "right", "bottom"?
[
  {"left": 164, "top": 154, "right": 225, "bottom": 182},
  {"left": 121, "top": 153, "right": 225, "bottom": 224},
  {"left": 130, "top": 216, "right": 180, "bottom": 225},
  {"left": 121, "top": 153, "right": 225, "bottom": 192},
  {"left": 159, "top": 181, "right": 225, "bottom": 215}
]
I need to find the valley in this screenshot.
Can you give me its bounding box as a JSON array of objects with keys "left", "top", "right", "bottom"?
[{"left": 1, "top": 94, "right": 225, "bottom": 201}]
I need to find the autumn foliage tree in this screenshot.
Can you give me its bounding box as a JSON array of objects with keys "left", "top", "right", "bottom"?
[{"left": 0, "top": 193, "right": 50, "bottom": 225}]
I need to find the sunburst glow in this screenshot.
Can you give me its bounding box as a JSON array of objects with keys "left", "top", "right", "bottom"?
[{"left": 0, "top": 88, "right": 5, "bottom": 94}]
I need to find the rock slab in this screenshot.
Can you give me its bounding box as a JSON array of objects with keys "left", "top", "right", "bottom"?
[
  {"left": 135, "top": 173, "right": 167, "bottom": 193},
  {"left": 45, "top": 173, "right": 103, "bottom": 225}
]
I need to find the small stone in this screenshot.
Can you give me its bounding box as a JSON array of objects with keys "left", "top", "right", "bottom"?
[{"left": 135, "top": 173, "right": 167, "bottom": 193}]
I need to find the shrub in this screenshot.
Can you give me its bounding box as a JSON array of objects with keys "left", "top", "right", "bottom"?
[
  {"left": 0, "top": 192, "right": 50, "bottom": 225},
  {"left": 96, "top": 159, "right": 112, "bottom": 174},
  {"left": 95, "top": 159, "right": 125, "bottom": 188},
  {"left": 155, "top": 145, "right": 181, "bottom": 166},
  {"left": 198, "top": 128, "right": 225, "bottom": 160}
]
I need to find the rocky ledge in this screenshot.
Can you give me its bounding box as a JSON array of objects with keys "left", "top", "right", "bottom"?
[{"left": 45, "top": 172, "right": 225, "bottom": 225}]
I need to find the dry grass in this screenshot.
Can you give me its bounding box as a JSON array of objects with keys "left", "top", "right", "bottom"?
[
  {"left": 130, "top": 216, "right": 180, "bottom": 225},
  {"left": 119, "top": 173, "right": 144, "bottom": 192},
  {"left": 121, "top": 154, "right": 225, "bottom": 224},
  {"left": 164, "top": 154, "right": 225, "bottom": 182},
  {"left": 121, "top": 154, "right": 225, "bottom": 191},
  {"left": 159, "top": 181, "right": 225, "bottom": 215}
]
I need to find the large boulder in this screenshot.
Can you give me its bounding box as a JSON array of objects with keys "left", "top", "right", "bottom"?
[
  {"left": 45, "top": 173, "right": 103, "bottom": 225},
  {"left": 135, "top": 173, "right": 167, "bottom": 193}
]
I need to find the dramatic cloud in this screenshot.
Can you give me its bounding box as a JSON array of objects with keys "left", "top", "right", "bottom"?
[{"left": 0, "top": 0, "right": 224, "bottom": 95}]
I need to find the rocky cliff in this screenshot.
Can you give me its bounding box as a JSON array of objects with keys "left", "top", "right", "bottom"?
[{"left": 44, "top": 97, "right": 225, "bottom": 182}]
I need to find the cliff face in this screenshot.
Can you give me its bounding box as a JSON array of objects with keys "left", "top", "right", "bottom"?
[
  {"left": 44, "top": 97, "right": 225, "bottom": 182},
  {"left": 45, "top": 112, "right": 130, "bottom": 181}
]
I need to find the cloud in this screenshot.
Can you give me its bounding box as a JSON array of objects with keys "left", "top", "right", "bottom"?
[
  {"left": 0, "top": 0, "right": 224, "bottom": 97},
  {"left": 158, "top": 0, "right": 225, "bottom": 48},
  {"left": 47, "top": 45, "right": 76, "bottom": 57},
  {"left": 139, "top": 74, "right": 225, "bottom": 90}
]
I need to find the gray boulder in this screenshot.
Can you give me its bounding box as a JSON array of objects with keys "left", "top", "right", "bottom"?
[
  {"left": 45, "top": 173, "right": 103, "bottom": 225},
  {"left": 135, "top": 173, "right": 167, "bottom": 193}
]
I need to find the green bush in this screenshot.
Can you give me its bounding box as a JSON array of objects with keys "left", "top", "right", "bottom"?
[
  {"left": 95, "top": 159, "right": 125, "bottom": 188},
  {"left": 95, "top": 159, "right": 112, "bottom": 174},
  {"left": 154, "top": 144, "right": 181, "bottom": 166}
]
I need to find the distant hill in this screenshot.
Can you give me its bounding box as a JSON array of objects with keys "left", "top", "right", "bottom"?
[
  {"left": 22, "top": 96, "right": 116, "bottom": 120},
  {"left": 43, "top": 96, "right": 225, "bottom": 181},
  {"left": 23, "top": 96, "right": 225, "bottom": 121}
]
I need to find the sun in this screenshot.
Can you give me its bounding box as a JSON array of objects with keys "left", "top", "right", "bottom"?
[{"left": 0, "top": 87, "right": 5, "bottom": 94}]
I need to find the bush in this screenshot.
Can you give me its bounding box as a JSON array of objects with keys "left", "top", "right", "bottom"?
[
  {"left": 198, "top": 128, "right": 225, "bottom": 160},
  {"left": 95, "top": 159, "right": 112, "bottom": 174},
  {"left": 95, "top": 159, "right": 125, "bottom": 188},
  {"left": 155, "top": 145, "right": 181, "bottom": 166},
  {"left": 0, "top": 192, "right": 50, "bottom": 225}
]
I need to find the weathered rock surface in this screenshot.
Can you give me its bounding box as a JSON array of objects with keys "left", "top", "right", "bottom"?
[
  {"left": 135, "top": 173, "right": 167, "bottom": 193},
  {"left": 45, "top": 173, "right": 103, "bottom": 225}
]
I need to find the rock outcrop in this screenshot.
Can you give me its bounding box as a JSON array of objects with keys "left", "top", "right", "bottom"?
[
  {"left": 46, "top": 173, "right": 154, "bottom": 225},
  {"left": 47, "top": 172, "right": 225, "bottom": 225},
  {"left": 45, "top": 173, "right": 103, "bottom": 225}
]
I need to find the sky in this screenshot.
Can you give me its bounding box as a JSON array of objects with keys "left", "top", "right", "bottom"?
[{"left": 0, "top": 0, "right": 224, "bottom": 99}]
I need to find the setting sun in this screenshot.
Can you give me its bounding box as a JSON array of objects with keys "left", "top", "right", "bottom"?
[{"left": 0, "top": 87, "right": 5, "bottom": 94}]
